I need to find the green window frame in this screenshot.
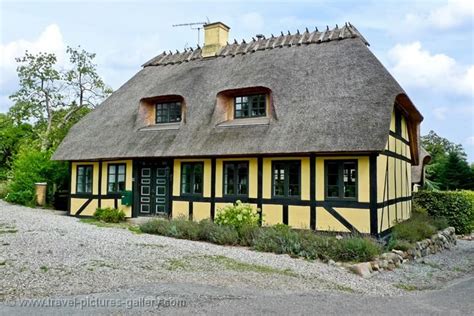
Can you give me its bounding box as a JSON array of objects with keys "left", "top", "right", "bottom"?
[
  {"left": 107, "top": 163, "right": 126, "bottom": 193},
  {"left": 223, "top": 161, "right": 249, "bottom": 196},
  {"left": 325, "top": 160, "right": 358, "bottom": 200},
  {"left": 76, "top": 165, "right": 93, "bottom": 194},
  {"left": 156, "top": 102, "right": 181, "bottom": 123},
  {"left": 181, "top": 162, "right": 204, "bottom": 196},
  {"left": 234, "top": 94, "right": 266, "bottom": 118},
  {"left": 272, "top": 161, "right": 301, "bottom": 198}
]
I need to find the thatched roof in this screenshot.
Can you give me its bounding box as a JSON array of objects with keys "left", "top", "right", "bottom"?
[
  {"left": 412, "top": 147, "right": 431, "bottom": 184},
  {"left": 53, "top": 23, "right": 421, "bottom": 161}
]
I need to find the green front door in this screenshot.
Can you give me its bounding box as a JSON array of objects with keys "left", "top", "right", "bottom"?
[{"left": 137, "top": 161, "right": 171, "bottom": 216}]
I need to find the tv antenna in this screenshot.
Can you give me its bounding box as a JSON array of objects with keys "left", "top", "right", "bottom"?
[{"left": 172, "top": 18, "right": 210, "bottom": 47}]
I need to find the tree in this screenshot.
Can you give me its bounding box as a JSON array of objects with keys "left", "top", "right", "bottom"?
[
  {"left": 9, "top": 52, "right": 63, "bottom": 151},
  {"left": 421, "top": 130, "right": 473, "bottom": 190},
  {"left": 9, "top": 47, "right": 112, "bottom": 152},
  {"left": 0, "top": 114, "right": 34, "bottom": 179}
]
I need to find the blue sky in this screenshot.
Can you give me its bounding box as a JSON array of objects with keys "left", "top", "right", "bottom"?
[{"left": 1, "top": 0, "right": 473, "bottom": 160}]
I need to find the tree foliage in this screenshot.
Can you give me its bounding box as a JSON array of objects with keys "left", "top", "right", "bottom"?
[
  {"left": 1, "top": 47, "right": 111, "bottom": 206},
  {"left": 421, "top": 130, "right": 474, "bottom": 190}
]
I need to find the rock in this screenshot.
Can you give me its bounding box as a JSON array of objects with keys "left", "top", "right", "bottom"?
[
  {"left": 392, "top": 249, "right": 404, "bottom": 257},
  {"left": 370, "top": 261, "right": 380, "bottom": 271},
  {"left": 335, "top": 235, "right": 343, "bottom": 240},
  {"left": 0, "top": 257, "right": 6, "bottom": 266},
  {"left": 379, "top": 260, "right": 388, "bottom": 269},
  {"left": 328, "top": 259, "right": 336, "bottom": 266},
  {"left": 349, "top": 262, "right": 372, "bottom": 278}
]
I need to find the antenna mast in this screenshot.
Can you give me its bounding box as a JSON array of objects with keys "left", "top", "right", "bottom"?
[{"left": 172, "top": 19, "right": 209, "bottom": 46}]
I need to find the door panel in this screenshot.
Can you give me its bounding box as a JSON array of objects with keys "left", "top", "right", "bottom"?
[{"left": 137, "top": 161, "right": 170, "bottom": 216}]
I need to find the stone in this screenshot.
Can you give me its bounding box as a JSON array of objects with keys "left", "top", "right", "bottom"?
[
  {"left": 392, "top": 249, "right": 404, "bottom": 257},
  {"left": 379, "top": 260, "right": 388, "bottom": 269},
  {"left": 0, "top": 257, "right": 6, "bottom": 266},
  {"left": 371, "top": 261, "right": 380, "bottom": 271},
  {"left": 335, "top": 235, "right": 343, "bottom": 240},
  {"left": 328, "top": 259, "right": 336, "bottom": 266},
  {"left": 349, "top": 262, "right": 372, "bottom": 278}
]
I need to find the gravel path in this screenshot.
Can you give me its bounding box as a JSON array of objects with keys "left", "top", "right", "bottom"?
[{"left": 0, "top": 200, "right": 472, "bottom": 305}]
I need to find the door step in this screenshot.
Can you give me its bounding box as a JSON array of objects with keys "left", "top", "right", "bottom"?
[{"left": 128, "top": 215, "right": 169, "bottom": 225}]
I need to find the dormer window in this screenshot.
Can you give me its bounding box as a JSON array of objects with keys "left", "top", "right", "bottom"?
[
  {"left": 235, "top": 94, "right": 266, "bottom": 118},
  {"left": 156, "top": 102, "right": 182, "bottom": 124}
]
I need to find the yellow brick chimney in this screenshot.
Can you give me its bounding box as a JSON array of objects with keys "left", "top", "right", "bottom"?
[{"left": 202, "top": 22, "right": 230, "bottom": 58}]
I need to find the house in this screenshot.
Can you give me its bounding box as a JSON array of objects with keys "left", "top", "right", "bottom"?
[{"left": 53, "top": 21, "right": 426, "bottom": 237}]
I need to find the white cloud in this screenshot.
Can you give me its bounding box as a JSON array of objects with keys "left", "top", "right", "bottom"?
[
  {"left": 388, "top": 41, "right": 474, "bottom": 96},
  {"left": 0, "top": 24, "right": 66, "bottom": 112},
  {"left": 403, "top": 0, "right": 474, "bottom": 30}
]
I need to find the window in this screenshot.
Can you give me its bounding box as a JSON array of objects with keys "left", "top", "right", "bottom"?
[
  {"left": 223, "top": 162, "right": 249, "bottom": 196},
  {"left": 181, "top": 162, "right": 203, "bottom": 195},
  {"left": 395, "top": 108, "right": 402, "bottom": 136},
  {"left": 76, "top": 165, "right": 93, "bottom": 194},
  {"left": 156, "top": 102, "right": 181, "bottom": 123},
  {"left": 107, "top": 164, "right": 126, "bottom": 193},
  {"left": 272, "top": 161, "right": 300, "bottom": 198},
  {"left": 234, "top": 94, "right": 266, "bottom": 118},
  {"left": 325, "top": 160, "right": 357, "bottom": 199}
]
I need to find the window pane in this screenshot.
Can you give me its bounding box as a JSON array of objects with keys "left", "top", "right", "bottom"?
[
  {"left": 108, "top": 165, "right": 116, "bottom": 175},
  {"left": 273, "top": 163, "right": 285, "bottom": 196},
  {"left": 118, "top": 165, "right": 125, "bottom": 174},
  {"left": 224, "top": 164, "right": 235, "bottom": 195},
  {"left": 193, "top": 164, "right": 203, "bottom": 194},
  {"left": 328, "top": 185, "right": 339, "bottom": 197},
  {"left": 181, "top": 164, "right": 192, "bottom": 194},
  {"left": 156, "top": 102, "right": 181, "bottom": 124},
  {"left": 237, "top": 163, "right": 248, "bottom": 195},
  {"left": 343, "top": 162, "right": 356, "bottom": 198}
]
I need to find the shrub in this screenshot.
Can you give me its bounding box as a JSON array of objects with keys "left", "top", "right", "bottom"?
[
  {"left": 330, "top": 237, "right": 382, "bottom": 262},
  {"left": 252, "top": 224, "right": 301, "bottom": 256},
  {"left": 387, "top": 238, "right": 412, "bottom": 251},
  {"left": 139, "top": 219, "right": 171, "bottom": 235},
  {"left": 93, "top": 207, "right": 126, "bottom": 223},
  {"left": 5, "top": 148, "right": 68, "bottom": 206},
  {"left": 238, "top": 224, "right": 261, "bottom": 246},
  {"left": 214, "top": 201, "right": 260, "bottom": 233},
  {"left": 391, "top": 212, "right": 437, "bottom": 243},
  {"left": 414, "top": 190, "right": 473, "bottom": 234},
  {"left": 168, "top": 217, "right": 201, "bottom": 240},
  {"left": 198, "top": 220, "right": 239, "bottom": 245}
]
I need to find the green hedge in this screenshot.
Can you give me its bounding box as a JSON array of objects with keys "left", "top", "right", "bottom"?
[{"left": 413, "top": 190, "right": 473, "bottom": 234}]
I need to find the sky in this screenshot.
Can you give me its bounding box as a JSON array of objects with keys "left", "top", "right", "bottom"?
[{"left": 1, "top": 0, "right": 473, "bottom": 160}]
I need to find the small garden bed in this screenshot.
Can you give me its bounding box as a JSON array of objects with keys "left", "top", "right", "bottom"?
[{"left": 140, "top": 201, "right": 382, "bottom": 263}]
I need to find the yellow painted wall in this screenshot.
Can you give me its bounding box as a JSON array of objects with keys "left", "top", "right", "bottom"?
[
  {"left": 262, "top": 204, "right": 283, "bottom": 226},
  {"left": 335, "top": 208, "right": 370, "bottom": 234},
  {"left": 288, "top": 205, "right": 310, "bottom": 229},
  {"left": 315, "top": 156, "right": 369, "bottom": 202},
  {"left": 173, "top": 159, "right": 212, "bottom": 197},
  {"left": 193, "top": 202, "right": 211, "bottom": 221},
  {"left": 262, "top": 157, "right": 310, "bottom": 200},
  {"left": 172, "top": 201, "right": 189, "bottom": 219},
  {"left": 70, "top": 198, "right": 98, "bottom": 216},
  {"left": 316, "top": 207, "right": 350, "bottom": 232},
  {"left": 215, "top": 158, "right": 258, "bottom": 198}
]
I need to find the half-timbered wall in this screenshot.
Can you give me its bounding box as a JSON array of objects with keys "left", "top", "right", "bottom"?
[
  {"left": 70, "top": 160, "right": 133, "bottom": 217},
  {"left": 376, "top": 108, "right": 412, "bottom": 233}
]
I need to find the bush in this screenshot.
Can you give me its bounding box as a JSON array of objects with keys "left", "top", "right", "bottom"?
[
  {"left": 330, "top": 237, "right": 382, "bottom": 262},
  {"left": 252, "top": 224, "right": 301, "bottom": 256},
  {"left": 214, "top": 201, "right": 260, "bottom": 233},
  {"left": 414, "top": 190, "right": 473, "bottom": 234},
  {"left": 391, "top": 212, "right": 437, "bottom": 243},
  {"left": 238, "top": 224, "right": 261, "bottom": 246},
  {"left": 387, "top": 238, "right": 413, "bottom": 251},
  {"left": 168, "top": 217, "right": 201, "bottom": 240},
  {"left": 198, "top": 220, "right": 239, "bottom": 245},
  {"left": 140, "top": 219, "right": 171, "bottom": 235},
  {"left": 5, "top": 148, "right": 68, "bottom": 206},
  {"left": 93, "top": 207, "right": 126, "bottom": 223}
]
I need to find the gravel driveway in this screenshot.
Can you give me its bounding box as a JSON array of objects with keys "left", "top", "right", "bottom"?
[{"left": 1, "top": 200, "right": 473, "bottom": 314}]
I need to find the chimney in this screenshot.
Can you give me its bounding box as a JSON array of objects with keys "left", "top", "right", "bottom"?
[{"left": 202, "top": 22, "right": 230, "bottom": 57}]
